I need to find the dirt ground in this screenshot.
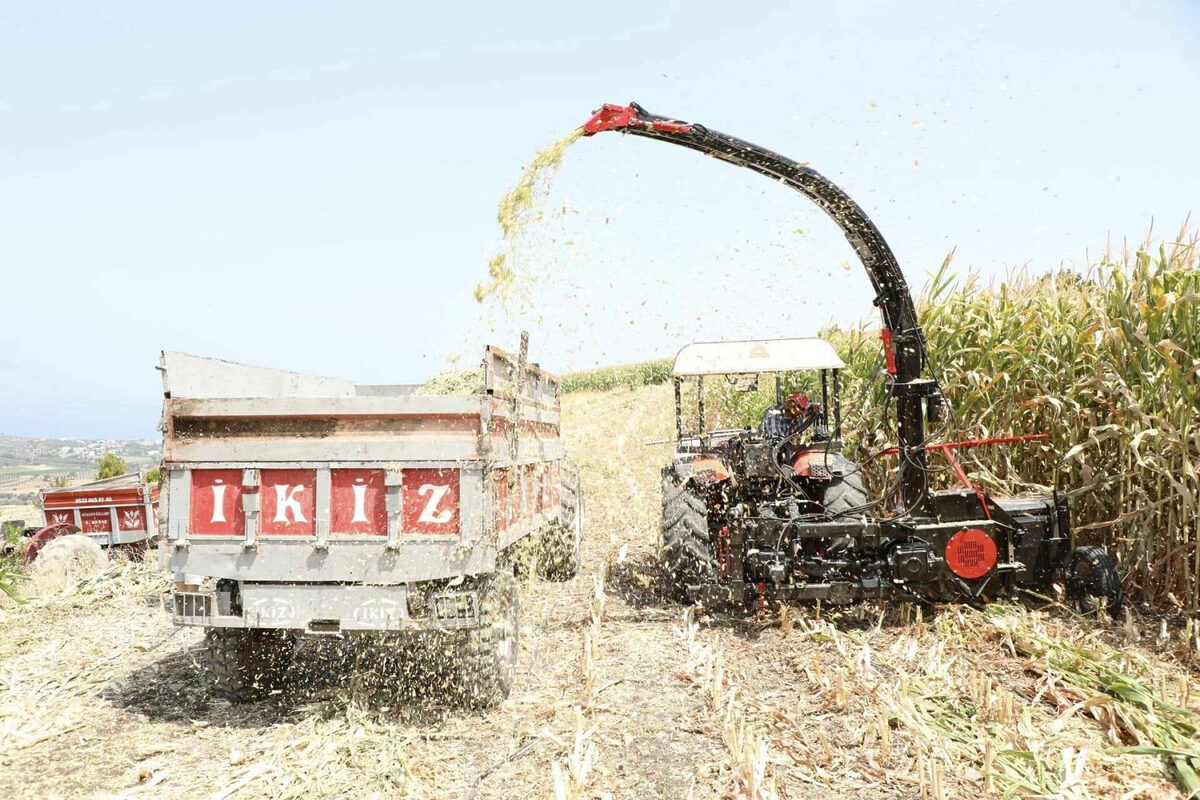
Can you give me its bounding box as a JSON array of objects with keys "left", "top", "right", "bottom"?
[
  {"left": 0, "top": 383, "right": 1196, "bottom": 799},
  {"left": 0, "top": 503, "right": 40, "bottom": 526}
]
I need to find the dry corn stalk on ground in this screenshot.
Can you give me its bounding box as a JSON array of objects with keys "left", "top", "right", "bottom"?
[{"left": 0, "top": 382, "right": 1197, "bottom": 799}]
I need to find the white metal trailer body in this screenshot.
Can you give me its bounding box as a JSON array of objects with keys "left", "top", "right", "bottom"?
[{"left": 159, "top": 347, "right": 579, "bottom": 636}]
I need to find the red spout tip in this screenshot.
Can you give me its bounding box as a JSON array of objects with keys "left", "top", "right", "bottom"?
[{"left": 581, "top": 103, "right": 639, "bottom": 136}]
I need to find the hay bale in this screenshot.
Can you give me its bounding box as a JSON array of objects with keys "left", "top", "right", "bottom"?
[{"left": 30, "top": 534, "right": 108, "bottom": 595}]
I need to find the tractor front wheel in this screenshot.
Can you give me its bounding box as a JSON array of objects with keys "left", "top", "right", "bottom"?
[
  {"left": 660, "top": 472, "right": 716, "bottom": 603},
  {"left": 1066, "top": 546, "right": 1122, "bottom": 618}
]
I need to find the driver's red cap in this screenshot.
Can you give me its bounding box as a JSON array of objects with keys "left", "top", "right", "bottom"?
[{"left": 785, "top": 392, "right": 809, "bottom": 410}]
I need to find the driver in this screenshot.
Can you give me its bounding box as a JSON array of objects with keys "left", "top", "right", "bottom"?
[{"left": 761, "top": 391, "right": 816, "bottom": 438}]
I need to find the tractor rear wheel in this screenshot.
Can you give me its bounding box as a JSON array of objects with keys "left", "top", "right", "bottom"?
[
  {"left": 203, "top": 628, "right": 297, "bottom": 702},
  {"left": 1067, "top": 546, "right": 1122, "bottom": 617},
  {"left": 660, "top": 471, "right": 716, "bottom": 602}
]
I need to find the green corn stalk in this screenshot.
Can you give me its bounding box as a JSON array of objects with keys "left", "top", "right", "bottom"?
[
  {"left": 0, "top": 520, "right": 28, "bottom": 602},
  {"left": 983, "top": 604, "right": 1200, "bottom": 795}
]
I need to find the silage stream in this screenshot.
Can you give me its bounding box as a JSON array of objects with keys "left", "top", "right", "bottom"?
[{"left": 474, "top": 127, "right": 584, "bottom": 307}]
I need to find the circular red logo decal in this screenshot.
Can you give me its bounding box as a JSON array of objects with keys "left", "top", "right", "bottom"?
[{"left": 944, "top": 528, "right": 997, "bottom": 579}]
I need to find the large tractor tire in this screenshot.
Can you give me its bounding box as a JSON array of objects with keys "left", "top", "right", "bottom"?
[
  {"left": 455, "top": 572, "right": 519, "bottom": 708},
  {"left": 660, "top": 471, "right": 717, "bottom": 602},
  {"left": 27, "top": 533, "right": 108, "bottom": 595},
  {"left": 21, "top": 523, "right": 83, "bottom": 565},
  {"left": 203, "top": 628, "right": 297, "bottom": 702},
  {"left": 821, "top": 473, "right": 867, "bottom": 553},
  {"left": 822, "top": 472, "right": 868, "bottom": 516},
  {"left": 1067, "top": 545, "right": 1122, "bottom": 617}
]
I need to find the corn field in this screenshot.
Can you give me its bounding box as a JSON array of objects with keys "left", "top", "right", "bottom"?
[{"left": 561, "top": 360, "right": 672, "bottom": 394}]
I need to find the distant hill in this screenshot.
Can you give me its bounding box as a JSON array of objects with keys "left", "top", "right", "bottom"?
[
  {"left": 0, "top": 434, "right": 159, "bottom": 469},
  {"left": 0, "top": 434, "right": 160, "bottom": 508}
]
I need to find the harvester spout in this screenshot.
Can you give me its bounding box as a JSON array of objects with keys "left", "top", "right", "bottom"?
[
  {"left": 582, "top": 102, "right": 695, "bottom": 136},
  {"left": 581, "top": 101, "right": 943, "bottom": 515},
  {"left": 582, "top": 104, "right": 638, "bottom": 135}
]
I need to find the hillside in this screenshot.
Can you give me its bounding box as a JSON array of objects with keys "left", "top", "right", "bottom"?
[
  {"left": 0, "top": 435, "right": 159, "bottom": 524},
  {"left": 0, "top": 434, "right": 158, "bottom": 469},
  {"left": 0, "top": 382, "right": 1197, "bottom": 798}
]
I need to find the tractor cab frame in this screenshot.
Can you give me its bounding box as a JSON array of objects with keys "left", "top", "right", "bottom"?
[{"left": 671, "top": 338, "right": 845, "bottom": 455}]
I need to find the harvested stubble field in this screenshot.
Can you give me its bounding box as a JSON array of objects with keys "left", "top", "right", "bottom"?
[{"left": 2, "top": 382, "right": 1200, "bottom": 799}]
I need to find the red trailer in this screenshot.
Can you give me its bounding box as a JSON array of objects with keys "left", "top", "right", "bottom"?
[{"left": 26, "top": 473, "right": 160, "bottom": 561}]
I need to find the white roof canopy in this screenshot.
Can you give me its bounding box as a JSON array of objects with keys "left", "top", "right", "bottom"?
[{"left": 672, "top": 338, "right": 845, "bottom": 376}]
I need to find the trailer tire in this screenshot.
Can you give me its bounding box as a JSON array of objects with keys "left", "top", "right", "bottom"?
[
  {"left": 1067, "top": 546, "right": 1122, "bottom": 618},
  {"left": 536, "top": 521, "right": 580, "bottom": 581},
  {"left": 660, "top": 472, "right": 716, "bottom": 603},
  {"left": 456, "top": 573, "right": 519, "bottom": 708},
  {"left": 538, "top": 464, "right": 583, "bottom": 581},
  {"left": 203, "top": 628, "right": 296, "bottom": 703}
]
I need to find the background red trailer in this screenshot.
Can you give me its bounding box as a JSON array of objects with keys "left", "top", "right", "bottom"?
[{"left": 39, "top": 473, "right": 159, "bottom": 548}]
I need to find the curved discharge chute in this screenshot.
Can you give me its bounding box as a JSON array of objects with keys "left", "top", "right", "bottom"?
[{"left": 581, "top": 102, "right": 944, "bottom": 512}]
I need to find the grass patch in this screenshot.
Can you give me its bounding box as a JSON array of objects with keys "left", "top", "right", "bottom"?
[{"left": 0, "top": 520, "right": 28, "bottom": 601}]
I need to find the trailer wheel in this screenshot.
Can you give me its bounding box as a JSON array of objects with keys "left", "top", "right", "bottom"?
[
  {"left": 536, "top": 521, "right": 580, "bottom": 581},
  {"left": 203, "top": 628, "right": 297, "bottom": 702},
  {"left": 20, "top": 523, "right": 82, "bottom": 565},
  {"left": 1067, "top": 546, "right": 1122, "bottom": 618},
  {"left": 457, "top": 572, "right": 519, "bottom": 708},
  {"left": 538, "top": 464, "right": 583, "bottom": 581},
  {"left": 660, "top": 472, "right": 716, "bottom": 603}
]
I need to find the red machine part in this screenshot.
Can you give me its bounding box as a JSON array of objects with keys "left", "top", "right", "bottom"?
[
  {"left": 689, "top": 456, "right": 731, "bottom": 484},
  {"left": 581, "top": 103, "right": 694, "bottom": 136},
  {"left": 940, "top": 446, "right": 993, "bottom": 521},
  {"left": 876, "top": 433, "right": 1049, "bottom": 518},
  {"left": 875, "top": 432, "right": 1049, "bottom": 458},
  {"left": 791, "top": 449, "right": 830, "bottom": 479},
  {"left": 21, "top": 523, "right": 81, "bottom": 565},
  {"left": 944, "top": 528, "right": 998, "bottom": 579},
  {"left": 879, "top": 328, "right": 897, "bottom": 376}
]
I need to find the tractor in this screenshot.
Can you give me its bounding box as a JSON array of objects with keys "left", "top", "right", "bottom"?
[{"left": 581, "top": 102, "right": 1122, "bottom": 614}]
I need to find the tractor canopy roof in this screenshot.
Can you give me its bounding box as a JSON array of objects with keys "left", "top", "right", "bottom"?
[{"left": 672, "top": 338, "right": 845, "bottom": 376}]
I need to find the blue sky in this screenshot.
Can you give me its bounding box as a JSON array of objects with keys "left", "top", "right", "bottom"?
[{"left": 2, "top": 1, "right": 1197, "bottom": 438}]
